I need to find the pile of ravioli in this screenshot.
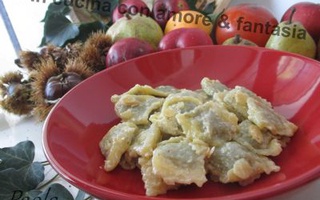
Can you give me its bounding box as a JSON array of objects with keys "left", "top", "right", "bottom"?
[{"left": 99, "top": 77, "right": 298, "bottom": 196}]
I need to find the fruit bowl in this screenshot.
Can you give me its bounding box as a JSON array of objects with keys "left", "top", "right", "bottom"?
[{"left": 42, "top": 45, "right": 320, "bottom": 200}]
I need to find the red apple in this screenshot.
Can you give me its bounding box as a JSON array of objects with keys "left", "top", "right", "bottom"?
[
  {"left": 112, "top": 0, "right": 151, "bottom": 23},
  {"left": 106, "top": 38, "right": 155, "bottom": 67},
  {"left": 281, "top": 2, "right": 320, "bottom": 43},
  {"left": 152, "top": 0, "right": 190, "bottom": 30},
  {"left": 215, "top": 3, "right": 278, "bottom": 47},
  {"left": 158, "top": 28, "right": 213, "bottom": 50}
]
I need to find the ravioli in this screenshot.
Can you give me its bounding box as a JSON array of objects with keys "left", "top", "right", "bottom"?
[
  {"left": 125, "top": 84, "right": 170, "bottom": 97},
  {"left": 99, "top": 122, "right": 138, "bottom": 171},
  {"left": 139, "top": 156, "right": 179, "bottom": 196},
  {"left": 234, "top": 120, "right": 283, "bottom": 156},
  {"left": 247, "top": 98, "right": 298, "bottom": 137},
  {"left": 150, "top": 89, "right": 207, "bottom": 136},
  {"left": 213, "top": 86, "right": 272, "bottom": 121},
  {"left": 152, "top": 137, "right": 209, "bottom": 187},
  {"left": 201, "top": 77, "right": 229, "bottom": 96},
  {"left": 206, "top": 141, "right": 280, "bottom": 185},
  {"left": 176, "top": 101, "right": 238, "bottom": 147},
  {"left": 113, "top": 94, "right": 164, "bottom": 125},
  {"left": 100, "top": 77, "right": 298, "bottom": 196},
  {"left": 128, "top": 123, "right": 162, "bottom": 158}
]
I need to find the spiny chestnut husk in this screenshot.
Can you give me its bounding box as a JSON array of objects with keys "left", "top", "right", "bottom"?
[
  {"left": 18, "top": 42, "right": 83, "bottom": 72},
  {"left": 17, "top": 32, "right": 110, "bottom": 73},
  {"left": 6, "top": 32, "right": 110, "bottom": 120},
  {"left": 42, "top": 43, "right": 83, "bottom": 70},
  {"left": 31, "top": 58, "right": 94, "bottom": 121},
  {"left": 0, "top": 71, "right": 34, "bottom": 115},
  {"left": 16, "top": 51, "right": 42, "bottom": 71},
  {"left": 80, "top": 31, "right": 112, "bottom": 72}
]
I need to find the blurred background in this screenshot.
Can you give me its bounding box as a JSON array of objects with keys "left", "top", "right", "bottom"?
[{"left": 0, "top": 0, "right": 319, "bottom": 76}]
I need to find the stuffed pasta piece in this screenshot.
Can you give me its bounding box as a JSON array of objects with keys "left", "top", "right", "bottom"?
[
  {"left": 140, "top": 137, "right": 211, "bottom": 196},
  {"left": 206, "top": 141, "right": 280, "bottom": 186}
]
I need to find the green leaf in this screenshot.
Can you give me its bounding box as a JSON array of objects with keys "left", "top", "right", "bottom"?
[
  {"left": 22, "top": 190, "right": 42, "bottom": 199},
  {"left": 26, "top": 184, "right": 74, "bottom": 200},
  {"left": 41, "top": 2, "right": 71, "bottom": 22},
  {"left": 42, "top": 14, "right": 79, "bottom": 47},
  {"left": 202, "top": 2, "right": 216, "bottom": 15},
  {"left": 39, "top": 36, "right": 47, "bottom": 47},
  {"left": 66, "top": 21, "right": 107, "bottom": 44},
  {"left": 40, "top": 2, "right": 74, "bottom": 47},
  {"left": 186, "top": 1, "right": 216, "bottom": 16},
  {"left": 91, "top": 0, "right": 119, "bottom": 17},
  {"left": 0, "top": 141, "right": 34, "bottom": 171},
  {"left": 207, "top": 13, "right": 220, "bottom": 24},
  {"left": 0, "top": 162, "right": 45, "bottom": 199},
  {"left": 186, "top": 0, "right": 197, "bottom": 11}
]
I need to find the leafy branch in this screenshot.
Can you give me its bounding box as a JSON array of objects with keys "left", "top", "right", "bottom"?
[
  {"left": 0, "top": 141, "right": 90, "bottom": 200},
  {"left": 40, "top": 0, "right": 119, "bottom": 47}
]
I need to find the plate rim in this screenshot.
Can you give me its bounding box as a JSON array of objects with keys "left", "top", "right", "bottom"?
[{"left": 42, "top": 45, "right": 320, "bottom": 200}]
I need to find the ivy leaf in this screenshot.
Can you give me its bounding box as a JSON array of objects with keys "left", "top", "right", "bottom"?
[
  {"left": 40, "top": 2, "right": 74, "bottom": 47},
  {"left": 0, "top": 162, "right": 45, "bottom": 199},
  {"left": 91, "top": 0, "right": 119, "bottom": 17},
  {"left": 23, "top": 190, "right": 42, "bottom": 199},
  {"left": 42, "top": 14, "right": 79, "bottom": 47},
  {"left": 66, "top": 21, "right": 107, "bottom": 44},
  {"left": 0, "top": 141, "right": 73, "bottom": 200},
  {"left": 9, "top": 190, "right": 42, "bottom": 200},
  {"left": 186, "top": 0, "right": 197, "bottom": 11},
  {"left": 0, "top": 140, "right": 34, "bottom": 171},
  {"left": 186, "top": 0, "right": 217, "bottom": 16},
  {"left": 202, "top": 1, "right": 216, "bottom": 15},
  {"left": 41, "top": 2, "right": 71, "bottom": 22},
  {"left": 24, "top": 184, "right": 74, "bottom": 200},
  {"left": 40, "top": 0, "right": 117, "bottom": 47}
]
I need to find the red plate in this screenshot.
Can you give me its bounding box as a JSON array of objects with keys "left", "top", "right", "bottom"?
[{"left": 42, "top": 46, "right": 320, "bottom": 200}]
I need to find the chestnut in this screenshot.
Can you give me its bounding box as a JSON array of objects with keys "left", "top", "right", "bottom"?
[{"left": 44, "top": 72, "right": 83, "bottom": 101}]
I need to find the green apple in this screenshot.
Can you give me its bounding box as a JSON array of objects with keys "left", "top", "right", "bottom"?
[{"left": 106, "top": 14, "right": 163, "bottom": 48}]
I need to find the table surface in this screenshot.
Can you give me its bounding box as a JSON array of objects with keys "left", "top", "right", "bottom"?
[
  {"left": 1, "top": 0, "right": 320, "bottom": 199},
  {"left": 1, "top": 111, "right": 320, "bottom": 200}
]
